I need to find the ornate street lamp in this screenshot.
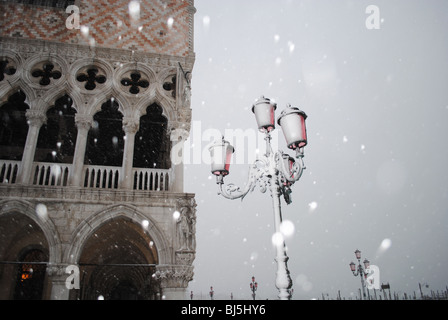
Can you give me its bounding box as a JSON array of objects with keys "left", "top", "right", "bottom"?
[
  {"left": 277, "top": 104, "right": 308, "bottom": 151},
  {"left": 209, "top": 286, "right": 214, "bottom": 300},
  {"left": 250, "top": 276, "right": 258, "bottom": 300},
  {"left": 252, "top": 96, "right": 277, "bottom": 133},
  {"left": 209, "top": 138, "right": 234, "bottom": 177},
  {"left": 209, "top": 96, "right": 309, "bottom": 300},
  {"left": 349, "top": 249, "right": 370, "bottom": 300}
]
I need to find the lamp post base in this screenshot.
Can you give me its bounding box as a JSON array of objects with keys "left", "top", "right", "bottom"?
[{"left": 275, "top": 253, "right": 293, "bottom": 300}]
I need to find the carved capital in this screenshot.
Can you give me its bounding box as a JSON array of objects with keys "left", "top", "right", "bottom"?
[
  {"left": 25, "top": 109, "right": 46, "bottom": 127},
  {"left": 154, "top": 265, "right": 194, "bottom": 289},
  {"left": 175, "top": 251, "right": 195, "bottom": 266},
  {"left": 122, "top": 117, "right": 140, "bottom": 134},
  {"left": 177, "top": 107, "right": 192, "bottom": 125},
  {"left": 176, "top": 197, "right": 197, "bottom": 214},
  {"left": 170, "top": 128, "right": 190, "bottom": 142},
  {"left": 74, "top": 114, "right": 93, "bottom": 131},
  {"left": 46, "top": 263, "right": 68, "bottom": 277}
]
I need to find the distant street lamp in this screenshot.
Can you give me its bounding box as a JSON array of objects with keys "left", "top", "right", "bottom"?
[
  {"left": 250, "top": 276, "right": 258, "bottom": 300},
  {"left": 419, "top": 282, "right": 429, "bottom": 300},
  {"left": 209, "top": 96, "right": 309, "bottom": 300},
  {"left": 349, "top": 249, "right": 371, "bottom": 300}
]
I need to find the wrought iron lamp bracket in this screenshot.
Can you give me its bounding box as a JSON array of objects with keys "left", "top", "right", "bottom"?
[{"left": 215, "top": 140, "right": 306, "bottom": 205}]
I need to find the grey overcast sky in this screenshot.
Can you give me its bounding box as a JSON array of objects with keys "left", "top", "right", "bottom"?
[{"left": 185, "top": 0, "right": 448, "bottom": 299}]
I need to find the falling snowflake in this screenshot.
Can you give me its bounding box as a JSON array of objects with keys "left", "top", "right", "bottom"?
[
  {"left": 308, "top": 201, "right": 318, "bottom": 212},
  {"left": 129, "top": 0, "right": 140, "bottom": 21},
  {"left": 203, "top": 15, "right": 211, "bottom": 27},
  {"left": 380, "top": 238, "right": 392, "bottom": 250},
  {"left": 35, "top": 204, "right": 48, "bottom": 221},
  {"left": 271, "top": 232, "right": 284, "bottom": 247},
  {"left": 80, "top": 25, "right": 89, "bottom": 37},
  {"left": 287, "top": 41, "right": 295, "bottom": 53},
  {"left": 167, "top": 17, "right": 174, "bottom": 29},
  {"left": 279, "top": 220, "right": 295, "bottom": 237}
]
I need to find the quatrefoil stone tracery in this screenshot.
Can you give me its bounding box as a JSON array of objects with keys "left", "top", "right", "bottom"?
[
  {"left": 120, "top": 72, "right": 149, "bottom": 94},
  {"left": 76, "top": 68, "right": 106, "bottom": 90},
  {"left": 0, "top": 59, "right": 16, "bottom": 81},
  {"left": 31, "top": 62, "right": 62, "bottom": 86}
]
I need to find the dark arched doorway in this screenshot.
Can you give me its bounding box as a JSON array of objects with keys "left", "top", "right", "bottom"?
[
  {"left": 77, "top": 217, "right": 160, "bottom": 300},
  {"left": 14, "top": 248, "right": 48, "bottom": 300},
  {"left": 0, "top": 211, "right": 50, "bottom": 300}
]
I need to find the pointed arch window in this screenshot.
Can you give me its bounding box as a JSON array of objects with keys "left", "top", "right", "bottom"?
[
  {"left": 34, "top": 94, "right": 77, "bottom": 163},
  {"left": 85, "top": 99, "right": 124, "bottom": 167},
  {"left": 0, "top": 90, "right": 29, "bottom": 160},
  {"left": 134, "top": 103, "right": 171, "bottom": 169}
]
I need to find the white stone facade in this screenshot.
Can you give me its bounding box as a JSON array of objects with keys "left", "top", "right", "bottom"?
[{"left": 0, "top": 0, "right": 196, "bottom": 300}]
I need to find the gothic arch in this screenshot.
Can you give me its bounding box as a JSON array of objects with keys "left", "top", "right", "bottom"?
[
  {"left": 66, "top": 204, "right": 170, "bottom": 266},
  {"left": 0, "top": 89, "right": 30, "bottom": 161},
  {"left": 32, "top": 85, "right": 77, "bottom": 114},
  {"left": 0, "top": 199, "right": 62, "bottom": 265},
  {"left": 34, "top": 94, "right": 77, "bottom": 163},
  {"left": 85, "top": 97, "right": 124, "bottom": 166},
  {"left": 134, "top": 103, "right": 171, "bottom": 169},
  {"left": 87, "top": 89, "right": 128, "bottom": 118},
  {"left": 0, "top": 82, "right": 35, "bottom": 107},
  {"left": 63, "top": 83, "right": 84, "bottom": 113},
  {"left": 134, "top": 91, "right": 176, "bottom": 124}
]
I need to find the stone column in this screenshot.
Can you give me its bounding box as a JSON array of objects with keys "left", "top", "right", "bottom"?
[
  {"left": 18, "top": 109, "right": 46, "bottom": 184},
  {"left": 154, "top": 265, "right": 194, "bottom": 300},
  {"left": 46, "top": 264, "right": 71, "bottom": 300},
  {"left": 120, "top": 117, "right": 139, "bottom": 189},
  {"left": 69, "top": 114, "right": 92, "bottom": 187},
  {"left": 170, "top": 128, "right": 190, "bottom": 193}
]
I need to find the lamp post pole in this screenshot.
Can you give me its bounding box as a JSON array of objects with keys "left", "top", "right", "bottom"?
[{"left": 209, "top": 96, "right": 308, "bottom": 300}]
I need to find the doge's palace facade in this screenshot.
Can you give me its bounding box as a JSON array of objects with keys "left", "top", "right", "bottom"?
[{"left": 0, "top": 0, "right": 196, "bottom": 300}]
